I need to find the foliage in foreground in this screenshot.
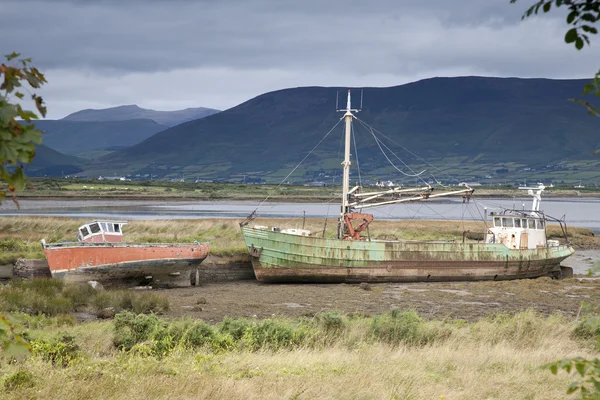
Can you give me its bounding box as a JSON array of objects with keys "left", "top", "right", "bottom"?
[
  {"left": 109, "top": 309, "right": 577, "bottom": 358},
  {"left": 0, "top": 52, "right": 47, "bottom": 204}
]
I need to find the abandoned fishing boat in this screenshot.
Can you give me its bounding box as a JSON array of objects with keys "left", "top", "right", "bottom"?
[
  {"left": 41, "top": 220, "right": 210, "bottom": 285},
  {"left": 240, "top": 90, "right": 574, "bottom": 283}
]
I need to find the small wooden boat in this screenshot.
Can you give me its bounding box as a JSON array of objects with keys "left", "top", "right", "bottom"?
[{"left": 41, "top": 220, "right": 210, "bottom": 285}]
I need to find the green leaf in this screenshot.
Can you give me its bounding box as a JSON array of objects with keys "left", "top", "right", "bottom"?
[
  {"left": 575, "top": 37, "right": 585, "bottom": 50},
  {"left": 3, "top": 341, "right": 30, "bottom": 360},
  {"left": 550, "top": 363, "right": 559, "bottom": 374},
  {"left": 575, "top": 361, "right": 587, "bottom": 376},
  {"left": 543, "top": 2, "right": 551, "bottom": 13},
  {"left": 565, "top": 28, "right": 578, "bottom": 43},
  {"left": 566, "top": 382, "right": 579, "bottom": 394},
  {"left": 567, "top": 10, "right": 578, "bottom": 24},
  {"left": 5, "top": 52, "right": 19, "bottom": 61},
  {"left": 581, "top": 13, "right": 599, "bottom": 23}
]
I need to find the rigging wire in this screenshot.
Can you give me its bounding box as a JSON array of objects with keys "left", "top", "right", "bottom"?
[
  {"left": 250, "top": 118, "right": 343, "bottom": 214},
  {"left": 356, "top": 116, "right": 462, "bottom": 186},
  {"left": 351, "top": 121, "right": 362, "bottom": 188},
  {"left": 360, "top": 121, "right": 427, "bottom": 180}
]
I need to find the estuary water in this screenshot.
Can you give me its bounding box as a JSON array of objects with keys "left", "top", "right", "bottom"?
[{"left": 1, "top": 197, "right": 599, "bottom": 233}]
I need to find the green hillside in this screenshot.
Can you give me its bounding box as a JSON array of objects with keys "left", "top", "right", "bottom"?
[
  {"left": 81, "top": 77, "right": 600, "bottom": 183},
  {"left": 35, "top": 119, "right": 168, "bottom": 156},
  {"left": 25, "top": 145, "right": 84, "bottom": 176}
]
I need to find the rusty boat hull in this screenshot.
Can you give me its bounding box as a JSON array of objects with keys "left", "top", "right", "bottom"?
[
  {"left": 241, "top": 227, "right": 574, "bottom": 283},
  {"left": 42, "top": 241, "right": 210, "bottom": 284}
]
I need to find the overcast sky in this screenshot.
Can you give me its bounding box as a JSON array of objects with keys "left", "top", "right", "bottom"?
[{"left": 2, "top": 0, "right": 598, "bottom": 118}]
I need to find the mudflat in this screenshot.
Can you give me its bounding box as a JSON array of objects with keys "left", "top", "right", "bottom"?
[{"left": 163, "top": 275, "right": 600, "bottom": 322}]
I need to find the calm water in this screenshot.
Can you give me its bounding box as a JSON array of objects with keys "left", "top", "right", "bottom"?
[{"left": 1, "top": 197, "right": 600, "bottom": 233}]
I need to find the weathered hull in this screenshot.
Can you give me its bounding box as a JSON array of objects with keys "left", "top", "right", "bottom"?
[
  {"left": 241, "top": 227, "right": 574, "bottom": 283},
  {"left": 42, "top": 242, "right": 210, "bottom": 283}
]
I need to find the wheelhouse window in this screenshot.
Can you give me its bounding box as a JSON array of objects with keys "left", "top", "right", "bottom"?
[
  {"left": 493, "top": 217, "right": 501, "bottom": 227},
  {"left": 101, "top": 223, "right": 108, "bottom": 232},
  {"left": 514, "top": 219, "right": 521, "bottom": 228},
  {"left": 522, "top": 219, "right": 528, "bottom": 228},
  {"left": 106, "top": 223, "right": 114, "bottom": 233},
  {"left": 529, "top": 220, "right": 537, "bottom": 230},
  {"left": 501, "top": 218, "right": 513, "bottom": 228},
  {"left": 114, "top": 224, "right": 121, "bottom": 233},
  {"left": 79, "top": 226, "right": 90, "bottom": 237},
  {"left": 89, "top": 223, "right": 101, "bottom": 234},
  {"left": 538, "top": 220, "right": 545, "bottom": 229}
]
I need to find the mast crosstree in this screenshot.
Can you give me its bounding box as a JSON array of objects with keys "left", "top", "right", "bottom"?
[{"left": 336, "top": 90, "right": 474, "bottom": 240}]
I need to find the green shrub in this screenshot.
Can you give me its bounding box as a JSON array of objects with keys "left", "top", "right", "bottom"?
[
  {"left": 316, "top": 311, "right": 346, "bottom": 334},
  {"left": 182, "top": 320, "right": 216, "bottom": 348},
  {"left": 31, "top": 333, "right": 80, "bottom": 367},
  {"left": 113, "top": 311, "right": 164, "bottom": 351},
  {"left": 3, "top": 370, "right": 35, "bottom": 391},
  {"left": 573, "top": 317, "right": 600, "bottom": 340},
  {"left": 369, "top": 309, "right": 438, "bottom": 346},
  {"left": 132, "top": 292, "right": 170, "bottom": 314},
  {"left": 241, "top": 319, "right": 313, "bottom": 351},
  {"left": 218, "top": 317, "right": 253, "bottom": 341}
]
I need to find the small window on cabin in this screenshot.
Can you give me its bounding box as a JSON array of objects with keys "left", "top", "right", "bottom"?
[
  {"left": 514, "top": 219, "right": 521, "bottom": 228},
  {"left": 79, "top": 227, "right": 90, "bottom": 237},
  {"left": 107, "top": 223, "right": 114, "bottom": 233},
  {"left": 539, "top": 220, "right": 545, "bottom": 229},
  {"left": 89, "top": 223, "right": 100, "bottom": 234},
  {"left": 101, "top": 223, "right": 108, "bottom": 232},
  {"left": 114, "top": 224, "right": 120, "bottom": 233},
  {"left": 502, "top": 218, "right": 513, "bottom": 228},
  {"left": 493, "top": 217, "right": 501, "bottom": 227},
  {"left": 530, "top": 220, "right": 537, "bottom": 230},
  {"left": 522, "top": 219, "right": 528, "bottom": 228}
]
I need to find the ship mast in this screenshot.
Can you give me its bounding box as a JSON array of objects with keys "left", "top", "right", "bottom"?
[{"left": 339, "top": 90, "right": 359, "bottom": 238}]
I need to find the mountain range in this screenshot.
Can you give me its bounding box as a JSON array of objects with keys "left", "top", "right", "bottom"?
[
  {"left": 62, "top": 105, "right": 220, "bottom": 127},
  {"left": 26, "top": 77, "right": 600, "bottom": 183},
  {"left": 81, "top": 76, "right": 600, "bottom": 182}
]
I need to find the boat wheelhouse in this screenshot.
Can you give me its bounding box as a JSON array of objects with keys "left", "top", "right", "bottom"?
[{"left": 77, "top": 220, "right": 127, "bottom": 243}]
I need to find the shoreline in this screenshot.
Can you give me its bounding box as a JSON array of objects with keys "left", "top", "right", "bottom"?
[{"left": 6, "top": 191, "right": 600, "bottom": 203}]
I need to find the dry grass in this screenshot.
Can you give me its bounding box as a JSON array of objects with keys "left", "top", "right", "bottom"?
[
  {"left": 0, "top": 216, "right": 597, "bottom": 264},
  {"left": 0, "top": 311, "right": 596, "bottom": 399}
]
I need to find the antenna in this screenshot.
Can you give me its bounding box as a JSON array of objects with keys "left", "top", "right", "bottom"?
[
  {"left": 360, "top": 89, "right": 363, "bottom": 110},
  {"left": 335, "top": 91, "right": 339, "bottom": 111}
]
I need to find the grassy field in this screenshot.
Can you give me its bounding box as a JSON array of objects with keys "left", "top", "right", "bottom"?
[
  {"left": 0, "top": 302, "right": 598, "bottom": 399},
  {"left": 4, "top": 177, "right": 600, "bottom": 201},
  {"left": 1, "top": 216, "right": 598, "bottom": 265}
]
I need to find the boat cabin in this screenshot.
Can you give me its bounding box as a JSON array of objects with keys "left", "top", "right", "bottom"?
[
  {"left": 486, "top": 215, "right": 549, "bottom": 249},
  {"left": 77, "top": 221, "right": 128, "bottom": 243}
]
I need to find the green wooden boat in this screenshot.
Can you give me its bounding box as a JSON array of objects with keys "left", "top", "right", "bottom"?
[{"left": 240, "top": 91, "right": 574, "bottom": 283}]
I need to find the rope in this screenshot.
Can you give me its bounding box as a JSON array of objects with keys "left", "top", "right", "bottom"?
[
  {"left": 249, "top": 118, "right": 343, "bottom": 215},
  {"left": 361, "top": 121, "right": 427, "bottom": 180},
  {"left": 356, "top": 116, "right": 462, "bottom": 186},
  {"left": 351, "top": 121, "right": 362, "bottom": 187}
]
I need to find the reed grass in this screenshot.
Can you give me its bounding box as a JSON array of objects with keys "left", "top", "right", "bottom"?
[{"left": 0, "top": 279, "right": 169, "bottom": 316}]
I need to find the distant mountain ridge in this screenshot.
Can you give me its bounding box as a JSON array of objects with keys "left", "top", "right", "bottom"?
[
  {"left": 25, "top": 145, "right": 84, "bottom": 177},
  {"left": 84, "top": 76, "right": 600, "bottom": 181},
  {"left": 63, "top": 104, "right": 220, "bottom": 127},
  {"left": 36, "top": 119, "right": 168, "bottom": 155}
]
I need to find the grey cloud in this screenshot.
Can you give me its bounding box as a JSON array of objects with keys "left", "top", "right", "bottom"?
[
  {"left": 2, "top": 0, "right": 565, "bottom": 74},
  {"left": 1, "top": 0, "right": 595, "bottom": 118}
]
